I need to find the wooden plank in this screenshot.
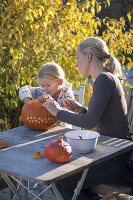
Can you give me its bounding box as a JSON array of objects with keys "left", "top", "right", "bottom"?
[{"left": 0, "top": 126, "right": 133, "bottom": 185}]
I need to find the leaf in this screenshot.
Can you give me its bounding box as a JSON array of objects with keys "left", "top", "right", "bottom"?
[
  {"left": 127, "top": 12, "right": 131, "bottom": 22},
  {"left": 0, "top": 0, "right": 132, "bottom": 130}
]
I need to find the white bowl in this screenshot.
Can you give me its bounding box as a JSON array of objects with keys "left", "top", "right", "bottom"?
[{"left": 65, "top": 130, "right": 100, "bottom": 153}]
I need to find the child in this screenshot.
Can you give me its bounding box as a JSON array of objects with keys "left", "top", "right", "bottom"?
[{"left": 19, "top": 62, "right": 74, "bottom": 127}]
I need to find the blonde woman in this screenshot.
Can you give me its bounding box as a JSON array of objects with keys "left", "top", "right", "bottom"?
[
  {"left": 44, "top": 37, "right": 130, "bottom": 139},
  {"left": 43, "top": 37, "right": 131, "bottom": 200}
]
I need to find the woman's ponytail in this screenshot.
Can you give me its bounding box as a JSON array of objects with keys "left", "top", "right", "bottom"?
[{"left": 103, "top": 55, "right": 124, "bottom": 83}]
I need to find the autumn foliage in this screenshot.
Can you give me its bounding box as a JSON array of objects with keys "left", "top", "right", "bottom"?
[{"left": 0, "top": 0, "right": 133, "bottom": 129}]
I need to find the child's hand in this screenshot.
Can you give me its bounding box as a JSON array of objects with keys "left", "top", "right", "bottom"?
[
  {"left": 38, "top": 95, "right": 52, "bottom": 103},
  {"left": 63, "top": 98, "right": 82, "bottom": 113},
  {"left": 23, "top": 97, "right": 32, "bottom": 104},
  {"left": 38, "top": 95, "right": 47, "bottom": 103}
]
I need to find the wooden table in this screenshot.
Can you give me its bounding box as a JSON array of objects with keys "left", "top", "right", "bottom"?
[{"left": 0, "top": 126, "right": 133, "bottom": 200}]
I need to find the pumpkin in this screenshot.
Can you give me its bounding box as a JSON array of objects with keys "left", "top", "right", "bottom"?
[
  {"left": 101, "top": 192, "right": 133, "bottom": 200},
  {"left": 0, "top": 139, "right": 9, "bottom": 149},
  {"left": 21, "top": 99, "right": 57, "bottom": 131},
  {"left": 117, "top": 194, "right": 133, "bottom": 200},
  {"left": 44, "top": 136, "right": 72, "bottom": 163}
]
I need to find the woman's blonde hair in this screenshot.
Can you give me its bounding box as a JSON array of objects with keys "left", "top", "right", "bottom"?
[
  {"left": 37, "top": 62, "right": 65, "bottom": 81},
  {"left": 78, "top": 37, "right": 124, "bottom": 81}
]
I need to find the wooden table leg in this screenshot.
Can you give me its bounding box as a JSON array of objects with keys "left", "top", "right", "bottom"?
[{"left": 72, "top": 168, "right": 89, "bottom": 200}]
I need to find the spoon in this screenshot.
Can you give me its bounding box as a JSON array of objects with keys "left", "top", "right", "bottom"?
[{"left": 79, "top": 135, "right": 83, "bottom": 140}]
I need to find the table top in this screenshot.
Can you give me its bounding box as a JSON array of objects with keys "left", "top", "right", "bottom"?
[{"left": 0, "top": 126, "right": 133, "bottom": 184}]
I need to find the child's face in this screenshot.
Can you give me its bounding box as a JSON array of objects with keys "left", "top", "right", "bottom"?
[{"left": 38, "top": 78, "right": 63, "bottom": 97}]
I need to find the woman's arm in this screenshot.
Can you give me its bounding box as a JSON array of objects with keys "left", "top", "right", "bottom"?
[{"left": 57, "top": 74, "right": 114, "bottom": 129}]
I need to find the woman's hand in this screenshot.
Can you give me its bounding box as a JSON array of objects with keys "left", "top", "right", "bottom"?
[
  {"left": 63, "top": 97, "right": 83, "bottom": 113},
  {"left": 43, "top": 96, "right": 63, "bottom": 116}
]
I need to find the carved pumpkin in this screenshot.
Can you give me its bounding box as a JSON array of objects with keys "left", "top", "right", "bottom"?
[
  {"left": 44, "top": 136, "right": 72, "bottom": 163},
  {"left": 21, "top": 99, "right": 57, "bottom": 131}
]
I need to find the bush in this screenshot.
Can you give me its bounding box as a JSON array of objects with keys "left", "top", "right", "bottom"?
[{"left": 0, "top": 0, "right": 132, "bottom": 129}]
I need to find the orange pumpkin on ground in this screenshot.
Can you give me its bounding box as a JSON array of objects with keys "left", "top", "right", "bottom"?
[
  {"left": 21, "top": 99, "right": 57, "bottom": 131},
  {"left": 44, "top": 136, "right": 72, "bottom": 163}
]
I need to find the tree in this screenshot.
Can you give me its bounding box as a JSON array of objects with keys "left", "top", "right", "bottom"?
[{"left": 0, "top": 0, "right": 133, "bottom": 128}]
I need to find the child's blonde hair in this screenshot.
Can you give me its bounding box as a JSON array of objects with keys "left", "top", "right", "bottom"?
[
  {"left": 37, "top": 62, "right": 65, "bottom": 81},
  {"left": 78, "top": 37, "right": 124, "bottom": 81}
]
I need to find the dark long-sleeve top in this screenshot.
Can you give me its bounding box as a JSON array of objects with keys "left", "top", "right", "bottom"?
[{"left": 57, "top": 72, "right": 130, "bottom": 139}]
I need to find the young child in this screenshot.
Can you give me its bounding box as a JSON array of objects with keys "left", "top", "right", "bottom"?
[{"left": 19, "top": 62, "right": 74, "bottom": 127}]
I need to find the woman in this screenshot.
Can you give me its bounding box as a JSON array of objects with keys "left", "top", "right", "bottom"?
[
  {"left": 44, "top": 37, "right": 130, "bottom": 139},
  {"left": 43, "top": 37, "right": 131, "bottom": 200}
]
